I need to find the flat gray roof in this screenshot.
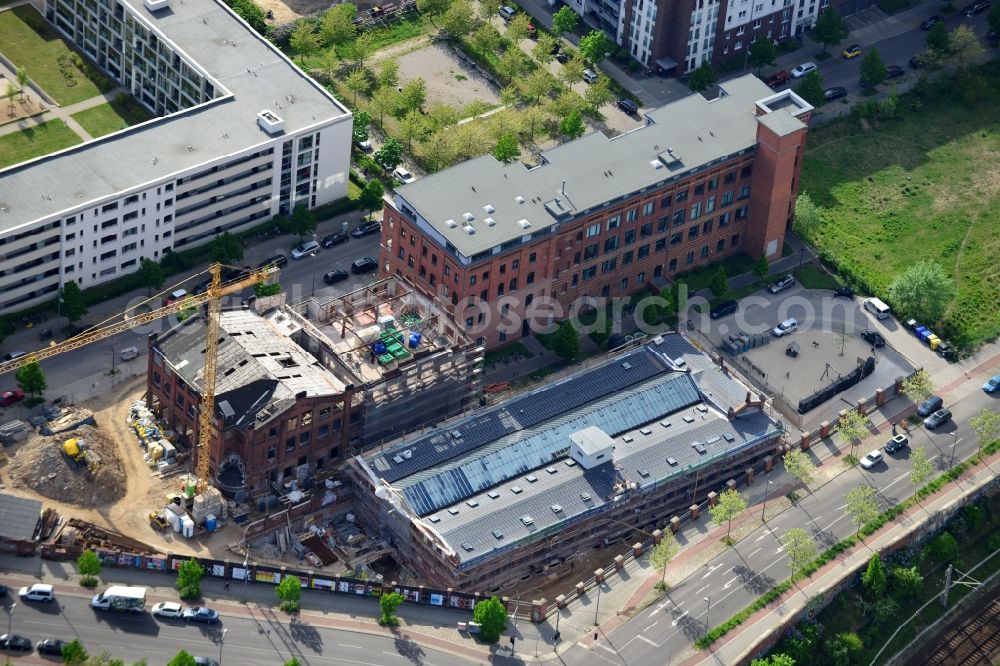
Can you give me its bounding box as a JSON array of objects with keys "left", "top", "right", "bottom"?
[
  {"left": 395, "top": 75, "right": 807, "bottom": 258},
  {"left": 0, "top": 493, "right": 42, "bottom": 541},
  {"left": 0, "top": 0, "right": 349, "bottom": 232}
]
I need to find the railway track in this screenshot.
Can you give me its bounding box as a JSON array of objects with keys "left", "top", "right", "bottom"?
[{"left": 920, "top": 598, "right": 1000, "bottom": 666}]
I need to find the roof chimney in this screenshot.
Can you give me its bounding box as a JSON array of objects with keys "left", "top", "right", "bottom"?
[{"left": 561, "top": 180, "right": 566, "bottom": 195}]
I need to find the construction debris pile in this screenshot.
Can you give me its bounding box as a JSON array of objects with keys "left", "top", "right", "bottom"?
[
  {"left": 7, "top": 424, "right": 126, "bottom": 506},
  {"left": 149, "top": 476, "right": 230, "bottom": 539},
  {"left": 128, "top": 399, "right": 185, "bottom": 475}
]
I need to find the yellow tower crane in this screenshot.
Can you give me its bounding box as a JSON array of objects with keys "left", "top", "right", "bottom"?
[{"left": 0, "top": 262, "right": 279, "bottom": 488}]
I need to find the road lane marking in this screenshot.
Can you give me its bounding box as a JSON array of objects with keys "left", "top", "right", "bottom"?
[
  {"left": 595, "top": 642, "right": 618, "bottom": 655},
  {"left": 749, "top": 547, "right": 763, "bottom": 557},
  {"left": 636, "top": 634, "right": 658, "bottom": 647},
  {"left": 696, "top": 584, "right": 710, "bottom": 594},
  {"left": 723, "top": 577, "right": 738, "bottom": 590},
  {"left": 755, "top": 528, "right": 773, "bottom": 542},
  {"left": 338, "top": 644, "right": 364, "bottom": 649},
  {"left": 645, "top": 621, "right": 658, "bottom": 632},
  {"left": 701, "top": 564, "right": 722, "bottom": 579},
  {"left": 671, "top": 611, "right": 689, "bottom": 626}
]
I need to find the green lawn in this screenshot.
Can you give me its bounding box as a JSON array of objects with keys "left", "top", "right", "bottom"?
[
  {"left": 800, "top": 62, "right": 1000, "bottom": 348},
  {"left": 793, "top": 264, "right": 843, "bottom": 290},
  {"left": 674, "top": 253, "right": 758, "bottom": 292},
  {"left": 0, "top": 6, "right": 110, "bottom": 106},
  {"left": 70, "top": 96, "right": 152, "bottom": 138},
  {"left": 0, "top": 119, "right": 82, "bottom": 168}
]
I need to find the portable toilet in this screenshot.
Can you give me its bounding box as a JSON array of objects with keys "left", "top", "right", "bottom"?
[{"left": 205, "top": 514, "right": 218, "bottom": 532}]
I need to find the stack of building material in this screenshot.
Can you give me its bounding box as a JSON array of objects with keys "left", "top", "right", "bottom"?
[
  {"left": 191, "top": 487, "right": 223, "bottom": 526},
  {"left": 0, "top": 420, "right": 30, "bottom": 444}
]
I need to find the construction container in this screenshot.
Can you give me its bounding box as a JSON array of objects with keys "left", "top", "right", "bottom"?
[
  {"left": 167, "top": 510, "right": 181, "bottom": 533},
  {"left": 928, "top": 334, "right": 940, "bottom": 350},
  {"left": 205, "top": 514, "right": 217, "bottom": 532},
  {"left": 181, "top": 515, "right": 195, "bottom": 538},
  {"left": 919, "top": 328, "right": 934, "bottom": 343},
  {"left": 408, "top": 331, "right": 421, "bottom": 348}
]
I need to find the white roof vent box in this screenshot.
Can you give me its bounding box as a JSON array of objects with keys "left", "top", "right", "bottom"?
[
  {"left": 463, "top": 212, "right": 475, "bottom": 222},
  {"left": 257, "top": 110, "right": 284, "bottom": 135},
  {"left": 463, "top": 224, "right": 475, "bottom": 234},
  {"left": 445, "top": 219, "right": 457, "bottom": 228},
  {"left": 144, "top": 0, "right": 169, "bottom": 9},
  {"left": 517, "top": 219, "right": 531, "bottom": 229},
  {"left": 483, "top": 204, "right": 495, "bottom": 214}
]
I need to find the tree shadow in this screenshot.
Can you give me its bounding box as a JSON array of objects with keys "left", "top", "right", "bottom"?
[
  {"left": 389, "top": 628, "right": 425, "bottom": 666},
  {"left": 289, "top": 617, "right": 324, "bottom": 654},
  {"left": 676, "top": 609, "right": 704, "bottom": 642},
  {"left": 732, "top": 564, "right": 774, "bottom": 595}
]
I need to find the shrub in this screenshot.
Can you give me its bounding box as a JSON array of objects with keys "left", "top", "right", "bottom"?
[{"left": 925, "top": 532, "right": 959, "bottom": 563}]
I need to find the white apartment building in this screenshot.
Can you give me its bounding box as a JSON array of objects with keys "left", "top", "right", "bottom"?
[{"left": 0, "top": 0, "right": 352, "bottom": 313}]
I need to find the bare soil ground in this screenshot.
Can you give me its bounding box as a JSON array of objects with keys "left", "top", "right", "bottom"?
[
  {"left": 396, "top": 43, "right": 501, "bottom": 110},
  {"left": 1, "top": 96, "right": 46, "bottom": 126}
]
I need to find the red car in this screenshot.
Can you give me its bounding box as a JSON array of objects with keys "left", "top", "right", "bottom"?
[
  {"left": 763, "top": 70, "right": 791, "bottom": 88},
  {"left": 0, "top": 389, "right": 25, "bottom": 406}
]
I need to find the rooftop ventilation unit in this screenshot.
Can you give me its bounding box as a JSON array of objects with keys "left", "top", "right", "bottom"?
[
  {"left": 445, "top": 219, "right": 457, "bottom": 228},
  {"left": 515, "top": 195, "right": 525, "bottom": 204},
  {"left": 461, "top": 542, "right": 474, "bottom": 552},
  {"left": 492, "top": 529, "right": 504, "bottom": 539},
  {"left": 661, "top": 147, "right": 682, "bottom": 166},
  {"left": 463, "top": 225, "right": 475, "bottom": 234},
  {"left": 256, "top": 110, "right": 284, "bottom": 135},
  {"left": 483, "top": 204, "right": 495, "bottom": 213},
  {"left": 520, "top": 515, "right": 534, "bottom": 526},
  {"left": 144, "top": 0, "right": 169, "bottom": 10},
  {"left": 517, "top": 219, "right": 531, "bottom": 229},
  {"left": 402, "top": 449, "right": 413, "bottom": 459},
  {"left": 463, "top": 212, "right": 475, "bottom": 222},
  {"left": 484, "top": 217, "right": 496, "bottom": 226},
  {"left": 649, "top": 160, "right": 664, "bottom": 169},
  {"left": 551, "top": 504, "right": 563, "bottom": 513}
]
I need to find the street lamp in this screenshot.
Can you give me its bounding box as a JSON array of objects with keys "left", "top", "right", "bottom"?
[
  {"left": 761, "top": 478, "right": 774, "bottom": 523},
  {"left": 951, "top": 432, "right": 959, "bottom": 467},
  {"left": 6, "top": 603, "right": 14, "bottom": 637},
  {"left": 594, "top": 580, "right": 603, "bottom": 626},
  {"left": 703, "top": 596, "right": 711, "bottom": 640},
  {"left": 219, "top": 627, "right": 228, "bottom": 664},
  {"left": 553, "top": 609, "right": 561, "bottom": 642}
]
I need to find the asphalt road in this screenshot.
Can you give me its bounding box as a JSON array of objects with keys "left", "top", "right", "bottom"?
[
  {"left": 2, "top": 594, "right": 481, "bottom": 666},
  {"left": 567, "top": 375, "right": 999, "bottom": 666},
  {"left": 2, "top": 220, "right": 381, "bottom": 402}
]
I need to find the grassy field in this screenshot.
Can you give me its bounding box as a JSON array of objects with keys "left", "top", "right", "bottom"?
[
  {"left": 800, "top": 63, "right": 1000, "bottom": 347},
  {"left": 0, "top": 119, "right": 81, "bottom": 168},
  {"left": 0, "top": 6, "right": 109, "bottom": 106},
  {"left": 793, "top": 264, "right": 844, "bottom": 290},
  {"left": 71, "top": 96, "right": 152, "bottom": 138}
]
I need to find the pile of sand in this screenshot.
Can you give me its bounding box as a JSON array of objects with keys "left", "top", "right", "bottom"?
[{"left": 7, "top": 424, "right": 127, "bottom": 506}]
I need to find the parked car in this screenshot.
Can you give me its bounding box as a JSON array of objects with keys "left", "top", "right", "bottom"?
[
  {"left": 0, "top": 584, "right": 7, "bottom": 597},
  {"left": 36, "top": 639, "right": 67, "bottom": 656},
  {"left": 152, "top": 602, "right": 184, "bottom": 619},
  {"left": 917, "top": 395, "right": 944, "bottom": 417},
  {"left": 194, "top": 658, "right": 220, "bottom": 666},
  {"left": 291, "top": 240, "right": 320, "bottom": 259},
  {"left": 886, "top": 65, "right": 905, "bottom": 79},
  {"left": 833, "top": 286, "right": 854, "bottom": 298},
  {"left": 924, "top": 408, "right": 953, "bottom": 430},
  {"left": 790, "top": 61, "right": 817, "bottom": 78},
  {"left": 767, "top": 275, "right": 795, "bottom": 294},
  {"left": 962, "top": 1, "right": 990, "bottom": 16},
  {"left": 885, "top": 434, "right": 909, "bottom": 454},
  {"left": 0, "top": 389, "right": 25, "bottom": 406},
  {"left": 0, "top": 634, "right": 31, "bottom": 652},
  {"left": 583, "top": 68, "right": 598, "bottom": 83},
  {"left": 616, "top": 99, "right": 638, "bottom": 115},
  {"left": 909, "top": 53, "right": 926, "bottom": 69},
  {"left": 860, "top": 330, "right": 886, "bottom": 348},
  {"left": 983, "top": 373, "right": 1000, "bottom": 393},
  {"left": 19, "top": 584, "right": 54, "bottom": 602},
  {"left": 351, "top": 257, "right": 378, "bottom": 274},
  {"left": 257, "top": 254, "right": 288, "bottom": 269},
  {"left": 323, "top": 269, "right": 349, "bottom": 285},
  {"left": 555, "top": 52, "right": 570, "bottom": 63},
  {"left": 163, "top": 288, "right": 188, "bottom": 306},
  {"left": 920, "top": 14, "right": 944, "bottom": 30},
  {"left": 392, "top": 166, "right": 415, "bottom": 183},
  {"left": 499, "top": 4, "right": 516, "bottom": 20},
  {"left": 351, "top": 221, "right": 381, "bottom": 238},
  {"left": 2, "top": 351, "right": 26, "bottom": 362},
  {"left": 772, "top": 318, "right": 798, "bottom": 337},
  {"left": 183, "top": 606, "right": 220, "bottom": 624},
  {"left": 860, "top": 450, "right": 884, "bottom": 469},
  {"left": 824, "top": 86, "right": 848, "bottom": 101},
  {"left": 710, "top": 300, "right": 738, "bottom": 319},
  {"left": 763, "top": 70, "right": 791, "bottom": 87},
  {"left": 842, "top": 44, "right": 862, "bottom": 59},
  {"left": 321, "top": 232, "right": 349, "bottom": 248},
  {"left": 354, "top": 138, "right": 372, "bottom": 152}
]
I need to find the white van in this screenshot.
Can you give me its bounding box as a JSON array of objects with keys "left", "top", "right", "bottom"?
[
  {"left": 19, "top": 583, "right": 54, "bottom": 602},
  {"left": 864, "top": 297, "right": 891, "bottom": 319},
  {"left": 772, "top": 318, "right": 798, "bottom": 337},
  {"left": 120, "top": 346, "right": 140, "bottom": 361}
]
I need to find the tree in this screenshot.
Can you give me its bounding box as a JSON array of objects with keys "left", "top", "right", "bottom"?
[
  {"left": 284, "top": 660, "right": 301, "bottom": 666},
  {"left": 321, "top": 3, "right": 357, "bottom": 46},
  {"left": 478, "top": 0, "right": 500, "bottom": 19},
  {"left": 792, "top": 191, "right": 823, "bottom": 237},
  {"left": 709, "top": 488, "right": 747, "bottom": 542},
  {"left": 752, "top": 254, "right": 770, "bottom": 280},
  {"left": 990, "top": 1, "right": 1000, "bottom": 33},
  {"left": 378, "top": 60, "right": 399, "bottom": 89},
  {"left": 948, "top": 25, "right": 985, "bottom": 71},
  {"left": 398, "top": 110, "right": 428, "bottom": 151},
  {"left": 60, "top": 638, "right": 88, "bottom": 666},
  {"left": 751, "top": 656, "right": 796, "bottom": 666},
  {"left": 492, "top": 133, "right": 520, "bottom": 163},
  {"left": 227, "top": 0, "right": 267, "bottom": 35},
  {"left": 16, "top": 66, "right": 29, "bottom": 101},
  {"left": 688, "top": 60, "right": 716, "bottom": 92},
  {"left": 507, "top": 14, "right": 533, "bottom": 42},
  {"left": 358, "top": 180, "right": 385, "bottom": 218},
  {"left": 783, "top": 449, "right": 815, "bottom": 494},
  {"left": 583, "top": 77, "right": 615, "bottom": 111},
  {"left": 794, "top": 71, "right": 825, "bottom": 107},
  {"left": 442, "top": 0, "right": 476, "bottom": 37},
  {"left": 166, "top": 651, "right": 196, "bottom": 666},
  {"left": 399, "top": 78, "right": 427, "bottom": 114},
  {"left": 136, "top": 257, "right": 165, "bottom": 296},
  {"left": 471, "top": 23, "right": 502, "bottom": 56},
  {"left": 77, "top": 549, "right": 101, "bottom": 587},
  {"left": 780, "top": 527, "right": 817, "bottom": 574},
  {"left": 901, "top": 370, "right": 934, "bottom": 406},
  {"left": 550, "top": 320, "right": 580, "bottom": 360},
  {"left": 289, "top": 204, "right": 316, "bottom": 241},
  {"left": 862, "top": 553, "right": 887, "bottom": 598},
  {"left": 828, "top": 632, "right": 863, "bottom": 666},
  {"left": 559, "top": 109, "right": 585, "bottom": 139},
  {"left": 416, "top": 0, "right": 451, "bottom": 27},
  {"left": 5, "top": 82, "right": 15, "bottom": 115},
  {"left": 289, "top": 21, "right": 320, "bottom": 63},
  {"left": 926, "top": 20, "right": 950, "bottom": 55},
  {"left": 344, "top": 68, "right": 370, "bottom": 104},
  {"left": 17, "top": 360, "right": 46, "bottom": 399},
  {"left": 709, "top": 266, "right": 728, "bottom": 298},
  {"left": 579, "top": 30, "right": 614, "bottom": 64},
  {"left": 276, "top": 574, "right": 302, "bottom": 612},
  {"left": 533, "top": 34, "right": 558, "bottom": 65},
  {"left": 837, "top": 409, "right": 869, "bottom": 454},
  {"left": 888, "top": 260, "right": 955, "bottom": 322},
  {"left": 552, "top": 6, "right": 579, "bottom": 36},
  {"left": 970, "top": 408, "right": 1000, "bottom": 459},
  {"left": 859, "top": 48, "right": 887, "bottom": 88},
  {"left": 891, "top": 565, "right": 924, "bottom": 598},
  {"left": 927, "top": 532, "right": 959, "bottom": 563},
  {"left": 61, "top": 280, "right": 87, "bottom": 324},
  {"left": 812, "top": 8, "right": 847, "bottom": 54},
  {"left": 345, "top": 32, "right": 376, "bottom": 69},
  {"left": 649, "top": 533, "right": 680, "bottom": 591},
  {"left": 379, "top": 591, "right": 404, "bottom": 626},
  {"left": 844, "top": 484, "right": 879, "bottom": 537},
  {"left": 560, "top": 55, "right": 586, "bottom": 85},
  {"left": 370, "top": 86, "right": 400, "bottom": 126},
  {"left": 175, "top": 558, "right": 203, "bottom": 600},
  {"left": 352, "top": 110, "right": 371, "bottom": 144},
  {"left": 472, "top": 596, "right": 508, "bottom": 642},
  {"left": 748, "top": 36, "right": 777, "bottom": 74},
  {"left": 497, "top": 47, "right": 532, "bottom": 83},
  {"left": 209, "top": 231, "right": 243, "bottom": 265},
  {"left": 375, "top": 137, "right": 404, "bottom": 171},
  {"left": 909, "top": 447, "right": 933, "bottom": 492}
]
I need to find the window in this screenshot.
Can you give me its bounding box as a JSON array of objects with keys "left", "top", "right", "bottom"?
[
  {"left": 655, "top": 238, "right": 667, "bottom": 251},
  {"left": 706, "top": 196, "right": 716, "bottom": 213},
  {"left": 625, "top": 229, "right": 636, "bottom": 245},
  {"left": 739, "top": 184, "right": 751, "bottom": 200},
  {"left": 607, "top": 215, "right": 620, "bottom": 230},
  {"left": 643, "top": 202, "right": 655, "bottom": 216},
  {"left": 574, "top": 251, "right": 581, "bottom": 265},
  {"left": 638, "top": 245, "right": 650, "bottom": 258},
  {"left": 640, "top": 222, "right": 653, "bottom": 238},
  {"left": 708, "top": 177, "right": 718, "bottom": 191},
  {"left": 686, "top": 251, "right": 695, "bottom": 264},
  {"left": 626, "top": 208, "right": 637, "bottom": 222},
  {"left": 732, "top": 233, "right": 741, "bottom": 247},
  {"left": 721, "top": 190, "right": 734, "bottom": 206},
  {"left": 497, "top": 283, "right": 504, "bottom": 296},
  {"left": 529, "top": 252, "right": 537, "bottom": 263},
  {"left": 584, "top": 243, "right": 599, "bottom": 260},
  {"left": 301, "top": 411, "right": 313, "bottom": 427},
  {"left": 509, "top": 278, "right": 518, "bottom": 291},
  {"left": 286, "top": 437, "right": 296, "bottom": 452},
  {"left": 688, "top": 226, "right": 699, "bottom": 239},
  {"left": 499, "top": 263, "right": 506, "bottom": 275},
  {"left": 470, "top": 275, "right": 477, "bottom": 286},
  {"left": 286, "top": 417, "right": 297, "bottom": 431},
  {"left": 690, "top": 202, "right": 701, "bottom": 220},
  {"left": 526, "top": 271, "right": 535, "bottom": 284},
  {"left": 657, "top": 217, "right": 668, "bottom": 232},
  {"left": 604, "top": 236, "right": 619, "bottom": 253},
  {"left": 601, "top": 258, "right": 617, "bottom": 273},
  {"left": 444, "top": 265, "right": 450, "bottom": 276},
  {"left": 637, "top": 271, "right": 645, "bottom": 283},
  {"left": 669, "top": 258, "right": 677, "bottom": 271},
  {"left": 670, "top": 232, "right": 683, "bottom": 245},
  {"left": 482, "top": 270, "right": 490, "bottom": 280},
  {"left": 719, "top": 211, "right": 732, "bottom": 227},
  {"left": 267, "top": 446, "right": 276, "bottom": 460},
  {"left": 512, "top": 259, "right": 520, "bottom": 269},
  {"left": 694, "top": 183, "right": 704, "bottom": 196},
  {"left": 741, "top": 165, "right": 753, "bottom": 178},
  {"left": 620, "top": 277, "right": 629, "bottom": 290},
  {"left": 622, "top": 250, "right": 634, "bottom": 265},
  {"left": 672, "top": 210, "right": 686, "bottom": 226},
  {"left": 716, "top": 239, "right": 725, "bottom": 252},
  {"left": 736, "top": 205, "right": 749, "bottom": 220},
  {"left": 724, "top": 171, "right": 736, "bottom": 184},
  {"left": 701, "top": 245, "right": 709, "bottom": 258},
  {"left": 299, "top": 431, "right": 311, "bottom": 446},
  {"left": 586, "top": 223, "right": 601, "bottom": 237},
  {"left": 703, "top": 220, "right": 713, "bottom": 234},
  {"left": 661, "top": 194, "right": 672, "bottom": 208},
  {"left": 582, "top": 266, "right": 597, "bottom": 280},
  {"left": 676, "top": 189, "right": 689, "bottom": 203}
]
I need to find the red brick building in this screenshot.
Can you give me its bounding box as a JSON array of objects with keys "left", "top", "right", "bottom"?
[{"left": 378, "top": 76, "right": 811, "bottom": 348}]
